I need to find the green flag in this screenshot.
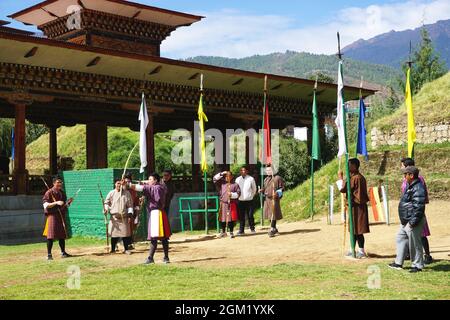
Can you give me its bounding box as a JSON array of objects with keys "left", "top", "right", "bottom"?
[{"left": 311, "top": 90, "right": 321, "bottom": 161}]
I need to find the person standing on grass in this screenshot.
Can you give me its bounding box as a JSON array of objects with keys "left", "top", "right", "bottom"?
[
  {"left": 126, "top": 173, "right": 171, "bottom": 264},
  {"left": 235, "top": 166, "right": 257, "bottom": 235},
  {"left": 259, "top": 165, "right": 285, "bottom": 238},
  {"left": 389, "top": 166, "right": 426, "bottom": 273},
  {"left": 338, "top": 158, "right": 370, "bottom": 258},
  {"left": 104, "top": 179, "right": 134, "bottom": 255},
  {"left": 43, "top": 176, "right": 73, "bottom": 261},
  {"left": 401, "top": 158, "right": 433, "bottom": 264},
  {"left": 214, "top": 171, "right": 241, "bottom": 239}
]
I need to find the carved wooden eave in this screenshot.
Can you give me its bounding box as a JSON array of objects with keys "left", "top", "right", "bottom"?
[{"left": 0, "top": 30, "right": 376, "bottom": 131}]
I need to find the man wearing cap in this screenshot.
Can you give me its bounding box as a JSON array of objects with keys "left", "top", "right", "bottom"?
[{"left": 389, "top": 166, "right": 426, "bottom": 273}]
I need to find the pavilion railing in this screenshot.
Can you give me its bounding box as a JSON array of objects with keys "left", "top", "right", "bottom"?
[
  {"left": 28, "top": 175, "right": 52, "bottom": 195},
  {"left": 171, "top": 175, "right": 216, "bottom": 193},
  {"left": 0, "top": 175, "right": 14, "bottom": 195}
]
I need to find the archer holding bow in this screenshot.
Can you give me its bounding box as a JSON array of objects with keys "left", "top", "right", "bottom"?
[{"left": 42, "top": 176, "right": 75, "bottom": 260}]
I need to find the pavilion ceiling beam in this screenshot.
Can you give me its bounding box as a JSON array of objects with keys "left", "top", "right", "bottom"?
[
  {"left": 188, "top": 73, "right": 200, "bottom": 80},
  {"left": 86, "top": 56, "right": 101, "bottom": 67},
  {"left": 271, "top": 84, "right": 283, "bottom": 91},
  {"left": 308, "top": 89, "right": 326, "bottom": 97},
  {"left": 232, "top": 78, "right": 244, "bottom": 86},
  {"left": 41, "top": 8, "right": 60, "bottom": 19},
  {"left": 149, "top": 65, "right": 163, "bottom": 75},
  {"left": 77, "top": 0, "right": 86, "bottom": 10},
  {"left": 24, "top": 47, "right": 38, "bottom": 58},
  {"left": 131, "top": 11, "right": 142, "bottom": 19}
]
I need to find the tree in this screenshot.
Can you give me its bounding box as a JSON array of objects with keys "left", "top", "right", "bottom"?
[
  {"left": 0, "top": 119, "right": 13, "bottom": 157},
  {"left": 308, "top": 72, "right": 335, "bottom": 84},
  {"left": 277, "top": 137, "right": 310, "bottom": 190},
  {"left": 26, "top": 123, "right": 48, "bottom": 144},
  {"left": 400, "top": 28, "right": 447, "bottom": 94}
]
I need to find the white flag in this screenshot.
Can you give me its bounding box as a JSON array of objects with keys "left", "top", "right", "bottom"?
[
  {"left": 335, "top": 60, "right": 347, "bottom": 158},
  {"left": 139, "top": 93, "right": 149, "bottom": 173}
]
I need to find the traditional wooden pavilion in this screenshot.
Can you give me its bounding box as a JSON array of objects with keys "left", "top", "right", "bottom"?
[{"left": 0, "top": 0, "right": 375, "bottom": 195}]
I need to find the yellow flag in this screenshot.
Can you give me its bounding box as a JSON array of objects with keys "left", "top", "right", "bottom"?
[
  {"left": 405, "top": 68, "right": 416, "bottom": 158},
  {"left": 198, "top": 94, "right": 208, "bottom": 173}
]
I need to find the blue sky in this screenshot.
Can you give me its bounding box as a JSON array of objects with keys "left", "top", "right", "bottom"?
[{"left": 2, "top": 0, "right": 449, "bottom": 58}]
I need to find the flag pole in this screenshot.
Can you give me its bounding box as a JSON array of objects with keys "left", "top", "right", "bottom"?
[
  {"left": 355, "top": 76, "right": 363, "bottom": 157},
  {"left": 338, "top": 32, "right": 356, "bottom": 258},
  {"left": 260, "top": 75, "right": 268, "bottom": 227},
  {"left": 310, "top": 76, "right": 318, "bottom": 221},
  {"left": 200, "top": 74, "right": 209, "bottom": 234}
]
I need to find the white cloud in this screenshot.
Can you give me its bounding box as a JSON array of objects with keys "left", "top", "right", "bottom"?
[{"left": 161, "top": 0, "right": 450, "bottom": 59}]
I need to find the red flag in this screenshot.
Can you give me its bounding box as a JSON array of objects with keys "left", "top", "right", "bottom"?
[{"left": 261, "top": 98, "right": 272, "bottom": 165}]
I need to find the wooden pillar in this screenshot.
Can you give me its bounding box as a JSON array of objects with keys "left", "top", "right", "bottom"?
[
  {"left": 86, "top": 122, "right": 108, "bottom": 169},
  {"left": 222, "top": 128, "right": 230, "bottom": 172},
  {"left": 319, "top": 117, "right": 326, "bottom": 160},
  {"left": 244, "top": 121, "right": 257, "bottom": 175},
  {"left": 49, "top": 126, "right": 58, "bottom": 175},
  {"left": 306, "top": 124, "right": 313, "bottom": 156},
  {"left": 146, "top": 113, "right": 155, "bottom": 174},
  {"left": 191, "top": 123, "right": 200, "bottom": 192},
  {"left": 13, "top": 104, "right": 28, "bottom": 194}
]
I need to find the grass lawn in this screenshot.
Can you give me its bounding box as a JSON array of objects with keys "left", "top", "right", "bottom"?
[{"left": 1, "top": 237, "right": 449, "bottom": 300}]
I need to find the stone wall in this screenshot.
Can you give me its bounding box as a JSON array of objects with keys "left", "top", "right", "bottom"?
[
  {"left": 0, "top": 196, "right": 45, "bottom": 245},
  {"left": 371, "top": 121, "right": 450, "bottom": 148}
]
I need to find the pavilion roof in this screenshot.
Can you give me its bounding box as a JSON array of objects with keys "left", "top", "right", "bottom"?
[
  {"left": 9, "top": 0, "right": 203, "bottom": 28},
  {"left": 0, "top": 30, "right": 376, "bottom": 105}
]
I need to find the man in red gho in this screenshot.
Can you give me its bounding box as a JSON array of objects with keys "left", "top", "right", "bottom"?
[
  {"left": 213, "top": 171, "right": 241, "bottom": 239},
  {"left": 42, "top": 176, "right": 73, "bottom": 261}
]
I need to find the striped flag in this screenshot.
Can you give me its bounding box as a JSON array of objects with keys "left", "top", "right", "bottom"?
[
  {"left": 139, "top": 93, "right": 149, "bottom": 173},
  {"left": 261, "top": 98, "right": 272, "bottom": 165},
  {"left": 335, "top": 60, "right": 347, "bottom": 159}
]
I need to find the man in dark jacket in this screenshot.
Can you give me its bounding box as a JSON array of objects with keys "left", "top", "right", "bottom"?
[{"left": 389, "top": 166, "right": 426, "bottom": 273}]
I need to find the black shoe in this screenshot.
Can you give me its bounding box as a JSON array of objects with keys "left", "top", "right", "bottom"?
[
  {"left": 144, "top": 258, "right": 155, "bottom": 265},
  {"left": 61, "top": 252, "right": 72, "bottom": 258},
  {"left": 236, "top": 231, "right": 245, "bottom": 236},
  {"left": 424, "top": 255, "right": 433, "bottom": 265},
  {"left": 405, "top": 255, "right": 411, "bottom": 261},
  {"left": 250, "top": 229, "right": 256, "bottom": 234},
  {"left": 230, "top": 232, "right": 235, "bottom": 239},
  {"left": 388, "top": 263, "right": 403, "bottom": 270},
  {"left": 409, "top": 267, "right": 422, "bottom": 273},
  {"left": 47, "top": 254, "right": 53, "bottom": 261},
  {"left": 268, "top": 230, "right": 276, "bottom": 238},
  {"left": 163, "top": 257, "right": 170, "bottom": 264}
]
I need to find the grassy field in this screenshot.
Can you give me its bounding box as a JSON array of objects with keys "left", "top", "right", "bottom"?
[
  {"left": 1, "top": 234, "right": 449, "bottom": 300},
  {"left": 372, "top": 72, "right": 450, "bottom": 131}
]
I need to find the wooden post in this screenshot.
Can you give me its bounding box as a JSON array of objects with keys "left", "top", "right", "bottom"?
[
  {"left": 191, "top": 122, "right": 200, "bottom": 192},
  {"left": 222, "top": 128, "right": 230, "bottom": 172},
  {"left": 49, "top": 126, "right": 58, "bottom": 175},
  {"left": 244, "top": 121, "right": 257, "bottom": 175},
  {"left": 86, "top": 122, "right": 108, "bottom": 169},
  {"left": 13, "top": 104, "right": 28, "bottom": 194}
]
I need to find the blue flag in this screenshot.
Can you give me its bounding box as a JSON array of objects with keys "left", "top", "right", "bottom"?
[
  {"left": 11, "top": 128, "right": 15, "bottom": 161},
  {"left": 356, "top": 98, "right": 368, "bottom": 160}
]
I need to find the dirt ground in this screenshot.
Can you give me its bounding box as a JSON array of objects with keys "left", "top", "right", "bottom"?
[{"left": 34, "top": 200, "right": 450, "bottom": 268}]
